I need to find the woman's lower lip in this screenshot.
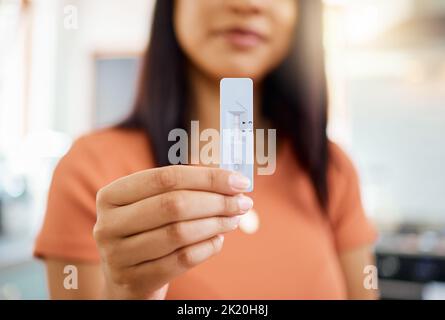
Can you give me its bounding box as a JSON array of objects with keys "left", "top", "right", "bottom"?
[{"left": 221, "top": 31, "right": 264, "bottom": 49}]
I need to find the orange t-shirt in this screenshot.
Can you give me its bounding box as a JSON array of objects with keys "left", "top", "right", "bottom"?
[{"left": 34, "top": 128, "right": 377, "bottom": 299}]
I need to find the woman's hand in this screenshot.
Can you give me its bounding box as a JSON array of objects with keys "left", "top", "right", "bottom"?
[{"left": 94, "top": 165, "right": 253, "bottom": 299}]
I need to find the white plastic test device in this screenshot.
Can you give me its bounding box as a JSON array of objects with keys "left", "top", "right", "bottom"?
[{"left": 220, "top": 78, "right": 254, "bottom": 192}]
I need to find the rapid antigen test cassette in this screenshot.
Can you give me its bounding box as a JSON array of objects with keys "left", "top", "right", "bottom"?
[{"left": 220, "top": 78, "right": 254, "bottom": 192}]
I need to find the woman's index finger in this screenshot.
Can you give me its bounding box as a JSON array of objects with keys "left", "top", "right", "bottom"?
[{"left": 98, "top": 165, "right": 251, "bottom": 206}]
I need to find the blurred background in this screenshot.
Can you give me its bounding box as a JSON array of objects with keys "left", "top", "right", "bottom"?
[{"left": 0, "top": 0, "right": 444, "bottom": 299}]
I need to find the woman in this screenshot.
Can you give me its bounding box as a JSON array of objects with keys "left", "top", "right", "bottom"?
[{"left": 35, "top": 0, "right": 378, "bottom": 299}]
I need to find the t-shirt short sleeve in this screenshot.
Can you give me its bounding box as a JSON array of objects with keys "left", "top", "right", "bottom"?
[
  {"left": 34, "top": 137, "right": 103, "bottom": 262},
  {"left": 327, "top": 143, "right": 378, "bottom": 252},
  {"left": 34, "top": 129, "right": 152, "bottom": 263}
]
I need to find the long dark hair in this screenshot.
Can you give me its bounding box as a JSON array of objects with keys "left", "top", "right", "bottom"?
[{"left": 120, "top": 0, "right": 329, "bottom": 209}]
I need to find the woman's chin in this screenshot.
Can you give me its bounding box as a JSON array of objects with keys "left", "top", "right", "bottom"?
[
  {"left": 209, "top": 65, "right": 266, "bottom": 82},
  {"left": 189, "top": 50, "right": 271, "bottom": 82}
]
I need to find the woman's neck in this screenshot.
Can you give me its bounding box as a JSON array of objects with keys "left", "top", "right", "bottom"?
[
  {"left": 187, "top": 66, "right": 220, "bottom": 131},
  {"left": 186, "top": 65, "right": 277, "bottom": 169},
  {"left": 187, "top": 65, "right": 264, "bottom": 131}
]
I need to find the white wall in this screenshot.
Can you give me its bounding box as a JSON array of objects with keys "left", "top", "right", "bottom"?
[
  {"left": 0, "top": 0, "right": 156, "bottom": 237},
  {"left": 53, "top": 0, "right": 155, "bottom": 137}
]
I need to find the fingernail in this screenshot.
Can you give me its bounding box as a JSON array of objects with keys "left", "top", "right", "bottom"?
[
  {"left": 237, "top": 195, "right": 253, "bottom": 212},
  {"left": 228, "top": 173, "right": 251, "bottom": 191},
  {"left": 217, "top": 234, "right": 225, "bottom": 244},
  {"left": 225, "top": 216, "right": 241, "bottom": 229}
]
